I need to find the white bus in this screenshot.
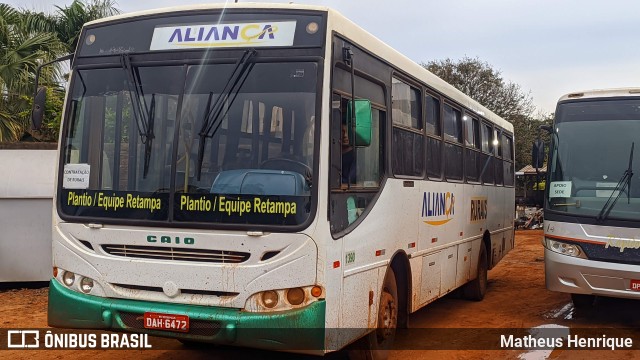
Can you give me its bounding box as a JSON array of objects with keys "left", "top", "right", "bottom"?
[
  {"left": 42, "top": 3, "right": 515, "bottom": 356},
  {"left": 543, "top": 89, "right": 640, "bottom": 307}
]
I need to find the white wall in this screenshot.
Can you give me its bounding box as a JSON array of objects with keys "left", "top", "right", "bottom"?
[{"left": 0, "top": 149, "right": 56, "bottom": 282}]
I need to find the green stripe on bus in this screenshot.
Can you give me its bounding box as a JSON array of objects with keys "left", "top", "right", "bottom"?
[{"left": 48, "top": 279, "right": 325, "bottom": 351}]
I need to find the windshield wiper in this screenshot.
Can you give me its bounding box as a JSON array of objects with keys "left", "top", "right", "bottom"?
[
  {"left": 597, "top": 142, "right": 634, "bottom": 222},
  {"left": 121, "top": 53, "right": 154, "bottom": 178},
  {"left": 195, "top": 48, "right": 256, "bottom": 180},
  {"left": 144, "top": 94, "right": 156, "bottom": 177}
]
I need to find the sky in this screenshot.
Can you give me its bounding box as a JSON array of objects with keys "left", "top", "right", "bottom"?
[{"left": 7, "top": 0, "right": 640, "bottom": 114}]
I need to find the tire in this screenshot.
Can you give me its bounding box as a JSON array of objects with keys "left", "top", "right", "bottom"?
[
  {"left": 348, "top": 268, "right": 398, "bottom": 360},
  {"left": 463, "top": 244, "right": 488, "bottom": 301},
  {"left": 571, "top": 293, "right": 595, "bottom": 308}
]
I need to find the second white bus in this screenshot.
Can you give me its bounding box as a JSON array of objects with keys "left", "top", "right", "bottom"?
[{"left": 544, "top": 89, "right": 640, "bottom": 307}]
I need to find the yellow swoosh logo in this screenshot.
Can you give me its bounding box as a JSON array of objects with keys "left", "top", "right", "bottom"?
[{"left": 424, "top": 219, "right": 452, "bottom": 226}]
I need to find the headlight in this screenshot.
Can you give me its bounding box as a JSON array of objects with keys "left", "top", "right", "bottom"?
[
  {"left": 286, "top": 287, "right": 305, "bottom": 305},
  {"left": 261, "top": 290, "right": 279, "bottom": 309},
  {"left": 80, "top": 277, "right": 94, "bottom": 293},
  {"left": 55, "top": 268, "right": 104, "bottom": 296},
  {"left": 545, "top": 238, "right": 587, "bottom": 259},
  {"left": 245, "top": 286, "right": 324, "bottom": 312},
  {"left": 63, "top": 271, "right": 75, "bottom": 286}
]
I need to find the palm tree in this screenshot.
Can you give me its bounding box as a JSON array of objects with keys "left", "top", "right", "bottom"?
[
  {"left": 23, "top": 0, "right": 120, "bottom": 54},
  {"left": 0, "top": 0, "right": 120, "bottom": 142},
  {"left": 0, "top": 105, "right": 21, "bottom": 143},
  {"left": 0, "top": 4, "right": 63, "bottom": 142}
]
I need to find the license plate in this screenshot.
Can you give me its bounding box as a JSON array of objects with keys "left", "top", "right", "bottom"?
[
  {"left": 631, "top": 279, "right": 640, "bottom": 292},
  {"left": 143, "top": 312, "right": 189, "bottom": 332}
]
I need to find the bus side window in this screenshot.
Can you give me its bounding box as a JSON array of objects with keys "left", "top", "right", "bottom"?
[
  {"left": 329, "top": 48, "right": 386, "bottom": 234},
  {"left": 330, "top": 97, "right": 384, "bottom": 234},
  {"left": 330, "top": 95, "right": 343, "bottom": 189},
  {"left": 494, "top": 128, "right": 504, "bottom": 185},
  {"left": 443, "top": 103, "right": 463, "bottom": 181},
  {"left": 426, "top": 94, "right": 442, "bottom": 179},
  {"left": 480, "top": 122, "right": 495, "bottom": 184},
  {"left": 392, "top": 78, "right": 423, "bottom": 177}
]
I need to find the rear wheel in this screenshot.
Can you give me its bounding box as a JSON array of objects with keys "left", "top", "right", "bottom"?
[
  {"left": 463, "top": 244, "right": 488, "bottom": 301},
  {"left": 349, "top": 268, "right": 398, "bottom": 360},
  {"left": 571, "top": 293, "right": 595, "bottom": 308}
]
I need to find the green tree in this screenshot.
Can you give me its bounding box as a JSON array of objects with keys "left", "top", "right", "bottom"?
[
  {"left": 422, "top": 56, "right": 550, "bottom": 169},
  {"left": 0, "top": 100, "right": 23, "bottom": 142},
  {"left": 510, "top": 113, "right": 553, "bottom": 170},
  {"left": 22, "top": 0, "right": 120, "bottom": 53},
  {"left": 0, "top": 1, "right": 120, "bottom": 142},
  {"left": 0, "top": 3, "right": 64, "bottom": 142},
  {"left": 422, "top": 56, "right": 534, "bottom": 120}
]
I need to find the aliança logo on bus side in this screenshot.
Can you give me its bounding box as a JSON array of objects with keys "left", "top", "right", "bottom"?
[
  {"left": 147, "top": 235, "right": 195, "bottom": 245},
  {"left": 421, "top": 192, "right": 455, "bottom": 226}
]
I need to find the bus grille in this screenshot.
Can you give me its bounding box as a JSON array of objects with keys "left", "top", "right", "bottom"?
[
  {"left": 102, "top": 245, "right": 250, "bottom": 263},
  {"left": 118, "top": 312, "right": 222, "bottom": 337},
  {"left": 113, "top": 283, "right": 239, "bottom": 297},
  {"left": 579, "top": 242, "right": 640, "bottom": 266}
]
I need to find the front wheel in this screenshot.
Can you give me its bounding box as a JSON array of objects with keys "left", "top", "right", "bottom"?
[
  {"left": 349, "top": 268, "right": 398, "bottom": 360},
  {"left": 463, "top": 244, "right": 488, "bottom": 301}
]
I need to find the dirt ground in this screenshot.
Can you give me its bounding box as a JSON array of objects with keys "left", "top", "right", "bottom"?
[{"left": 1, "top": 230, "right": 639, "bottom": 359}]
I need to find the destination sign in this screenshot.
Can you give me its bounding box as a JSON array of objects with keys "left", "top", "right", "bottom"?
[
  {"left": 60, "top": 189, "right": 169, "bottom": 221},
  {"left": 77, "top": 13, "right": 324, "bottom": 57},
  {"left": 150, "top": 21, "right": 297, "bottom": 50},
  {"left": 60, "top": 189, "right": 310, "bottom": 225},
  {"left": 174, "top": 193, "right": 310, "bottom": 225}
]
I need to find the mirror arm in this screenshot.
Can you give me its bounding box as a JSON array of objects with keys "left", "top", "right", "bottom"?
[
  {"left": 30, "top": 53, "right": 74, "bottom": 130},
  {"left": 32, "top": 53, "right": 74, "bottom": 100}
]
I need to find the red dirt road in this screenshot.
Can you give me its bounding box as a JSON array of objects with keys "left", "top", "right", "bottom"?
[{"left": 1, "top": 230, "right": 639, "bottom": 359}]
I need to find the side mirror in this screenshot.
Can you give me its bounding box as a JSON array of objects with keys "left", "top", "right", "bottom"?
[
  {"left": 532, "top": 139, "right": 545, "bottom": 169},
  {"left": 346, "top": 99, "right": 372, "bottom": 147},
  {"left": 31, "top": 87, "right": 47, "bottom": 130}
]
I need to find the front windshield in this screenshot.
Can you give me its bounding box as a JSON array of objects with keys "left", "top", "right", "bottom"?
[
  {"left": 60, "top": 60, "right": 317, "bottom": 227},
  {"left": 546, "top": 98, "right": 640, "bottom": 221},
  {"left": 173, "top": 62, "right": 317, "bottom": 225}
]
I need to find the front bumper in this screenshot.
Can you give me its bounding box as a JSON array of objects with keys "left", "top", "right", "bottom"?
[
  {"left": 545, "top": 248, "right": 640, "bottom": 299},
  {"left": 48, "top": 279, "right": 326, "bottom": 352}
]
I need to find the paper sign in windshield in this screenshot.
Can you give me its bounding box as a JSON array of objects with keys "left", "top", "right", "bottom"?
[
  {"left": 549, "top": 181, "right": 571, "bottom": 198},
  {"left": 150, "top": 21, "right": 297, "bottom": 50},
  {"left": 63, "top": 164, "right": 90, "bottom": 189}
]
